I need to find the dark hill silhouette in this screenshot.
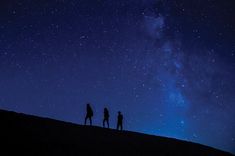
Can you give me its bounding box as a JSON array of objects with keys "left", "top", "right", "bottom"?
[{"left": 0, "top": 109, "right": 233, "bottom": 156}]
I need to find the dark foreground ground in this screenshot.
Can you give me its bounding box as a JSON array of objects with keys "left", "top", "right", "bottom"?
[{"left": 0, "top": 109, "right": 233, "bottom": 156}]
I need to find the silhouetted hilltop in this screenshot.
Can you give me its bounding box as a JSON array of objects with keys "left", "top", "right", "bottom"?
[{"left": 0, "top": 109, "right": 233, "bottom": 156}]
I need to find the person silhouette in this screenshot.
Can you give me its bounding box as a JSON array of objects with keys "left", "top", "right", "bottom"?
[
  {"left": 103, "top": 107, "right": 109, "bottom": 128},
  {"left": 116, "top": 111, "right": 123, "bottom": 130},
  {"left": 84, "top": 103, "right": 93, "bottom": 126}
]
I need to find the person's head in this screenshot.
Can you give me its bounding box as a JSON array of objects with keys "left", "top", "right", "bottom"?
[
  {"left": 118, "top": 111, "right": 121, "bottom": 115},
  {"left": 87, "top": 103, "right": 90, "bottom": 107},
  {"left": 104, "top": 107, "right": 107, "bottom": 111}
]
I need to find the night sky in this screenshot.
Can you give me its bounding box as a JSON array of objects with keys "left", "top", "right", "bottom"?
[{"left": 0, "top": 0, "right": 235, "bottom": 154}]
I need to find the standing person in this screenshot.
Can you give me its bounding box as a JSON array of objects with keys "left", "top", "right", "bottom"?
[
  {"left": 116, "top": 111, "right": 123, "bottom": 130},
  {"left": 84, "top": 103, "right": 93, "bottom": 126},
  {"left": 103, "top": 107, "right": 109, "bottom": 128}
]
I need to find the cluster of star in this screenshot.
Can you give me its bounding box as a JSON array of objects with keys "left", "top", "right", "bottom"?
[{"left": 0, "top": 0, "right": 234, "bottom": 154}]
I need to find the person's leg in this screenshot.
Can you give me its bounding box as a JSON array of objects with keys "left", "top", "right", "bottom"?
[
  {"left": 103, "top": 119, "right": 105, "bottom": 127},
  {"left": 89, "top": 117, "right": 92, "bottom": 125},
  {"left": 107, "top": 119, "right": 109, "bottom": 128},
  {"left": 121, "top": 123, "right": 123, "bottom": 131},
  {"left": 84, "top": 116, "right": 87, "bottom": 125}
]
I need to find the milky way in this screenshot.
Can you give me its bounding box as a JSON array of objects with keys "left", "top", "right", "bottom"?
[{"left": 0, "top": 0, "right": 235, "bottom": 153}]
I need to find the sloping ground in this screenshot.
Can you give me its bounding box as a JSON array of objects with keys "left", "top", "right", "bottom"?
[{"left": 0, "top": 109, "right": 233, "bottom": 156}]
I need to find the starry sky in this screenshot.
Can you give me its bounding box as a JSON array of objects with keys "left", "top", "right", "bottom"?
[{"left": 0, "top": 0, "right": 235, "bottom": 154}]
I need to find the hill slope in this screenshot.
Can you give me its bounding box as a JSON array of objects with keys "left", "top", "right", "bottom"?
[{"left": 0, "top": 109, "right": 233, "bottom": 156}]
